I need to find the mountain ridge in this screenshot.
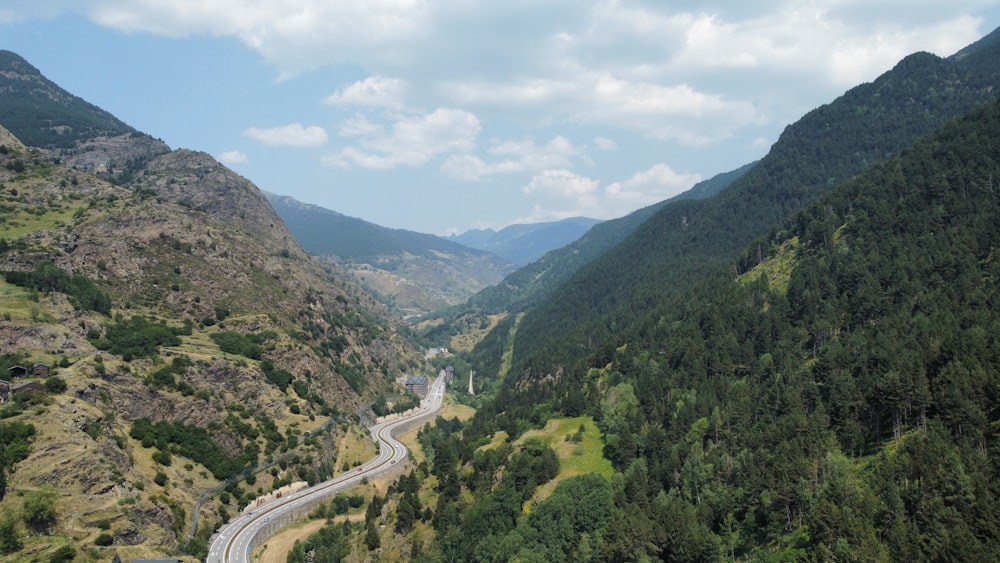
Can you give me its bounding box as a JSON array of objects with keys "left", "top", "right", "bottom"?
[
  {"left": 489, "top": 29, "right": 1000, "bottom": 382},
  {"left": 446, "top": 216, "right": 602, "bottom": 266},
  {"left": 266, "top": 192, "right": 515, "bottom": 317},
  {"left": 430, "top": 88, "right": 1000, "bottom": 563}
]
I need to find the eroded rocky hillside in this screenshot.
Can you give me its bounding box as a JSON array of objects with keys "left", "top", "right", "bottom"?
[{"left": 0, "top": 118, "right": 422, "bottom": 560}]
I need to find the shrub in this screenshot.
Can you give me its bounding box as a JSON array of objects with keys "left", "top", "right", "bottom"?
[
  {"left": 22, "top": 488, "right": 57, "bottom": 530},
  {"left": 49, "top": 545, "right": 76, "bottom": 563},
  {"left": 152, "top": 449, "right": 172, "bottom": 466},
  {"left": 94, "top": 533, "right": 113, "bottom": 546},
  {"left": 44, "top": 377, "right": 67, "bottom": 394},
  {"left": 0, "top": 516, "right": 21, "bottom": 553}
]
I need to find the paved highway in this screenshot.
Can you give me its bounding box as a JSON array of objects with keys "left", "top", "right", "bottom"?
[{"left": 207, "top": 375, "right": 446, "bottom": 562}]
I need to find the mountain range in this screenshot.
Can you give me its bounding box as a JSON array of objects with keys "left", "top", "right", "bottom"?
[
  {"left": 445, "top": 216, "right": 602, "bottom": 266},
  {"left": 2, "top": 23, "right": 1000, "bottom": 563},
  {"left": 266, "top": 193, "right": 515, "bottom": 318}
]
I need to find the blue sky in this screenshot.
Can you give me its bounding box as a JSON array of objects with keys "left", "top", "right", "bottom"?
[{"left": 3, "top": 1, "right": 999, "bottom": 235}]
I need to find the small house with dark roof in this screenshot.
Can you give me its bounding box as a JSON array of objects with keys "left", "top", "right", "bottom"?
[
  {"left": 32, "top": 363, "right": 50, "bottom": 378},
  {"left": 0, "top": 380, "right": 9, "bottom": 403},
  {"left": 7, "top": 365, "right": 29, "bottom": 378},
  {"left": 12, "top": 381, "right": 44, "bottom": 397},
  {"left": 404, "top": 375, "right": 428, "bottom": 397}
]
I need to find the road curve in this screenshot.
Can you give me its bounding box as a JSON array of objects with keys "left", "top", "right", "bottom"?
[{"left": 207, "top": 376, "right": 446, "bottom": 562}]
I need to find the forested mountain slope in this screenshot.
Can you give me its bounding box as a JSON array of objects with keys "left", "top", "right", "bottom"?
[
  {"left": 419, "top": 163, "right": 752, "bottom": 349},
  {"left": 496, "top": 28, "right": 1000, "bottom": 382},
  {"left": 0, "top": 50, "right": 135, "bottom": 148},
  {"left": 427, "top": 87, "right": 1000, "bottom": 563}
]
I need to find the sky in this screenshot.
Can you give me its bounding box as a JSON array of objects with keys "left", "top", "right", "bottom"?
[{"left": 2, "top": 2, "right": 999, "bottom": 235}]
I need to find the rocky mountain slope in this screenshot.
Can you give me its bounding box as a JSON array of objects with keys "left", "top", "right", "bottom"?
[{"left": 0, "top": 52, "right": 423, "bottom": 561}]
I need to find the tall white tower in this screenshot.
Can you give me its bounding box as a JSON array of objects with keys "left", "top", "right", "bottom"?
[{"left": 468, "top": 370, "right": 475, "bottom": 396}]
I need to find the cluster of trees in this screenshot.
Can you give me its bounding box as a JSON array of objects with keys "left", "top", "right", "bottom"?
[
  {"left": 409, "top": 418, "right": 563, "bottom": 561},
  {"left": 286, "top": 520, "right": 353, "bottom": 563},
  {"left": 147, "top": 355, "right": 194, "bottom": 392},
  {"left": 129, "top": 417, "right": 257, "bottom": 480},
  {"left": 3, "top": 261, "right": 111, "bottom": 314},
  {"left": 259, "top": 359, "right": 293, "bottom": 391},
  {"left": 0, "top": 488, "right": 58, "bottom": 554},
  {"left": 309, "top": 492, "right": 365, "bottom": 518},
  {"left": 210, "top": 330, "right": 275, "bottom": 360},
  {"left": 89, "top": 314, "right": 190, "bottom": 360},
  {"left": 0, "top": 420, "right": 35, "bottom": 500},
  {"left": 371, "top": 391, "right": 422, "bottom": 417}
]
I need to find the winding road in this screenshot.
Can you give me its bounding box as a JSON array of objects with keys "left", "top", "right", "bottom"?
[{"left": 206, "top": 375, "right": 446, "bottom": 562}]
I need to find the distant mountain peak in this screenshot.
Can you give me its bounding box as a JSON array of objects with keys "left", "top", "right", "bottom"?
[
  {"left": 447, "top": 217, "right": 602, "bottom": 265},
  {"left": 266, "top": 193, "right": 515, "bottom": 315}
]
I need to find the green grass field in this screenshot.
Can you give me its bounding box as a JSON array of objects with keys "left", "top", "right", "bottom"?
[
  {"left": 0, "top": 280, "right": 34, "bottom": 320},
  {"left": 0, "top": 206, "right": 82, "bottom": 240},
  {"left": 515, "top": 415, "right": 613, "bottom": 507}
]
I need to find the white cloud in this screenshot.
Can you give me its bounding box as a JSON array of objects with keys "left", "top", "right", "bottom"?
[
  {"left": 339, "top": 115, "right": 384, "bottom": 138},
  {"left": 827, "top": 16, "right": 984, "bottom": 85},
  {"left": 79, "top": 0, "right": 429, "bottom": 76},
  {"left": 605, "top": 163, "right": 702, "bottom": 206},
  {"left": 668, "top": 7, "right": 986, "bottom": 87},
  {"left": 324, "top": 76, "right": 408, "bottom": 109},
  {"left": 515, "top": 169, "right": 602, "bottom": 223},
  {"left": 517, "top": 162, "right": 702, "bottom": 224},
  {"left": 15, "top": 2, "right": 995, "bottom": 147},
  {"left": 441, "top": 135, "right": 580, "bottom": 181},
  {"left": 442, "top": 71, "right": 764, "bottom": 143},
  {"left": 324, "top": 108, "right": 480, "bottom": 169},
  {"left": 440, "top": 155, "right": 521, "bottom": 181},
  {"left": 244, "top": 123, "right": 328, "bottom": 147},
  {"left": 446, "top": 78, "right": 576, "bottom": 108},
  {"left": 217, "top": 150, "right": 248, "bottom": 164},
  {"left": 594, "top": 136, "right": 617, "bottom": 150},
  {"left": 573, "top": 74, "right": 763, "bottom": 144},
  {"left": 523, "top": 169, "right": 599, "bottom": 197}
]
